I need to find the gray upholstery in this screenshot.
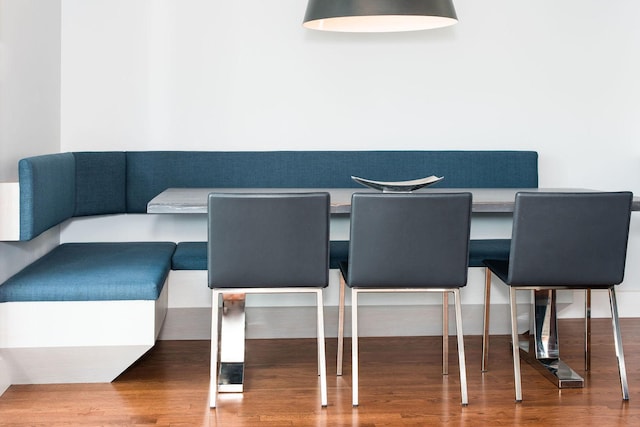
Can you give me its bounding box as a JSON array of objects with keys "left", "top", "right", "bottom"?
[
  {"left": 482, "top": 191, "right": 633, "bottom": 402},
  {"left": 341, "top": 192, "right": 472, "bottom": 406},
  {"left": 208, "top": 193, "right": 330, "bottom": 289},
  {"left": 206, "top": 192, "right": 330, "bottom": 408},
  {"left": 487, "top": 192, "right": 633, "bottom": 287},
  {"left": 347, "top": 192, "right": 472, "bottom": 288}
]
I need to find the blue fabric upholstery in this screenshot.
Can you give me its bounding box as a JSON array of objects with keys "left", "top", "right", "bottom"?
[
  {"left": 172, "top": 242, "right": 208, "bottom": 270},
  {"left": 125, "top": 151, "right": 538, "bottom": 213},
  {"left": 172, "top": 240, "right": 351, "bottom": 271},
  {"left": 18, "top": 153, "right": 76, "bottom": 241},
  {"left": 468, "top": 239, "right": 511, "bottom": 267},
  {"left": 73, "top": 152, "right": 127, "bottom": 216},
  {"left": 17, "top": 150, "right": 538, "bottom": 233},
  {"left": 329, "top": 240, "right": 349, "bottom": 269},
  {"left": 0, "top": 242, "right": 176, "bottom": 302}
]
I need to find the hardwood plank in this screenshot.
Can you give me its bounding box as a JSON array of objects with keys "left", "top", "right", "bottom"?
[{"left": 1, "top": 319, "right": 640, "bottom": 426}]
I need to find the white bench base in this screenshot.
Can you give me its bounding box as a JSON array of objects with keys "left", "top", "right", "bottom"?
[{"left": 0, "top": 281, "right": 168, "bottom": 384}]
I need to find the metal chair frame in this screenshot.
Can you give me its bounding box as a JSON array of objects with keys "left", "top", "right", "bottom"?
[
  {"left": 207, "top": 192, "right": 330, "bottom": 408},
  {"left": 336, "top": 192, "right": 471, "bottom": 407},
  {"left": 337, "top": 278, "right": 452, "bottom": 377},
  {"left": 347, "top": 286, "right": 468, "bottom": 407},
  {"left": 483, "top": 281, "right": 628, "bottom": 402},
  {"left": 210, "top": 287, "right": 327, "bottom": 408},
  {"left": 481, "top": 191, "right": 632, "bottom": 402}
]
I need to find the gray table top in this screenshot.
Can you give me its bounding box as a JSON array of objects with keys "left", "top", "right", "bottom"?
[{"left": 147, "top": 187, "right": 640, "bottom": 214}]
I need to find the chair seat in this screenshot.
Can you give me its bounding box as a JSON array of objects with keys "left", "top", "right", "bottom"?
[{"left": 484, "top": 259, "right": 615, "bottom": 289}]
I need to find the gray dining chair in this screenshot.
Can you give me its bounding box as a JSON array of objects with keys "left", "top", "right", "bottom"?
[
  {"left": 482, "top": 191, "right": 633, "bottom": 402},
  {"left": 207, "top": 192, "right": 330, "bottom": 408},
  {"left": 337, "top": 238, "right": 511, "bottom": 377},
  {"left": 338, "top": 192, "right": 472, "bottom": 406}
]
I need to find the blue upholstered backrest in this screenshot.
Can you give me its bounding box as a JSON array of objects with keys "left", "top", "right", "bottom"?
[
  {"left": 19, "top": 152, "right": 128, "bottom": 240},
  {"left": 19, "top": 153, "right": 76, "bottom": 240},
  {"left": 18, "top": 150, "right": 539, "bottom": 239},
  {"left": 125, "top": 151, "right": 539, "bottom": 213},
  {"left": 73, "top": 152, "right": 127, "bottom": 216}
]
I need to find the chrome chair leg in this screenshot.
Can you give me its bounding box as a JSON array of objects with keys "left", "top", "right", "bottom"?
[
  {"left": 210, "top": 290, "right": 220, "bottom": 408},
  {"left": 482, "top": 267, "right": 491, "bottom": 372},
  {"left": 351, "top": 289, "right": 359, "bottom": 407},
  {"left": 443, "top": 292, "right": 449, "bottom": 375},
  {"left": 453, "top": 289, "right": 469, "bottom": 406},
  {"left": 509, "top": 287, "right": 523, "bottom": 402},
  {"left": 585, "top": 289, "right": 591, "bottom": 372},
  {"left": 316, "top": 289, "right": 328, "bottom": 407},
  {"left": 337, "top": 274, "right": 346, "bottom": 376},
  {"left": 609, "top": 287, "right": 630, "bottom": 400}
]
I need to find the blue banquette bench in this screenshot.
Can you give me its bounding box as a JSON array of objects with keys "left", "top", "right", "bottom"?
[{"left": 0, "top": 150, "right": 537, "bottom": 384}]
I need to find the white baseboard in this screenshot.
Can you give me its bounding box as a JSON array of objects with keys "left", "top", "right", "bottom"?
[{"left": 158, "top": 303, "right": 540, "bottom": 340}]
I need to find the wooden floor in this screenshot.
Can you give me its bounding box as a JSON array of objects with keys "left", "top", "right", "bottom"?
[{"left": 1, "top": 319, "right": 640, "bottom": 426}]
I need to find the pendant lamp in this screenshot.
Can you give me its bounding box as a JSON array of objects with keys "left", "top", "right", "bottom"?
[{"left": 303, "top": 0, "right": 457, "bottom": 33}]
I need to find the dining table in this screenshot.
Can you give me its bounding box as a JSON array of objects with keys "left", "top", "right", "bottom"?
[{"left": 148, "top": 187, "right": 640, "bottom": 393}]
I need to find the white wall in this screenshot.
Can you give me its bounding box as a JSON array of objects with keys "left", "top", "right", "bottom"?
[
  {"left": 58, "top": 0, "right": 640, "bottom": 316},
  {"left": 0, "top": 0, "right": 62, "bottom": 395},
  {"left": 0, "top": 0, "right": 62, "bottom": 181},
  {"left": 0, "top": 0, "right": 636, "bottom": 392},
  {"left": 60, "top": 1, "right": 640, "bottom": 175}
]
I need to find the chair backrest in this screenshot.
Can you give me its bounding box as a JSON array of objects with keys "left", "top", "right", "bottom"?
[
  {"left": 347, "top": 192, "right": 472, "bottom": 288},
  {"left": 208, "top": 192, "right": 330, "bottom": 289},
  {"left": 508, "top": 192, "right": 633, "bottom": 286}
]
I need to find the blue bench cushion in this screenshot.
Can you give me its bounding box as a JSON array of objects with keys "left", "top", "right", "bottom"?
[
  {"left": 172, "top": 242, "right": 208, "bottom": 270},
  {"left": 173, "top": 240, "right": 508, "bottom": 270},
  {"left": 468, "top": 239, "right": 511, "bottom": 267},
  {"left": 172, "top": 240, "right": 352, "bottom": 271},
  {"left": 329, "top": 241, "right": 349, "bottom": 269},
  {"left": 0, "top": 242, "right": 176, "bottom": 302}
]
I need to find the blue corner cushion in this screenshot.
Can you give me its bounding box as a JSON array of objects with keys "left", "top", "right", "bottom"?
[
  {"left": 172, "top": 240, "right": 351, "bottom": 271},
  {"left": 0, "top": 242, "right": 176, "bottom": 302}
]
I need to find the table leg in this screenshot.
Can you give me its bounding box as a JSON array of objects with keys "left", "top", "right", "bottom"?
[
  {"left": 218, "top": 293, "right": 246, "bottom": 392},
  {"left": 518, "top": 289, "right": 584, "bottom": 388}
]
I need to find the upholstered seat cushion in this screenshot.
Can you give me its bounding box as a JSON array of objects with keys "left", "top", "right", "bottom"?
[
  {"left": 173, "top": 239, "right": 510, "bottom": 271},
  {"left": 172, "top": 242, "right": 208, "bottom": 270},
  {"left": 0, "top": 242, "right": 176, "bottom": 302},
  {"left": 329, "top": 241, "right": 349, "bottom": 269},
  {"left": 468, "top": 239, "right": 510, "bottom": 267},
  {"left": 172, "top": 240, "right": 351, "bottom": 271}
]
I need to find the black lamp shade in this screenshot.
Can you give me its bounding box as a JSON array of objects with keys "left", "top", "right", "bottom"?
[{"left": 303, "top": 0, "right": 458, "bottom": 33}]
